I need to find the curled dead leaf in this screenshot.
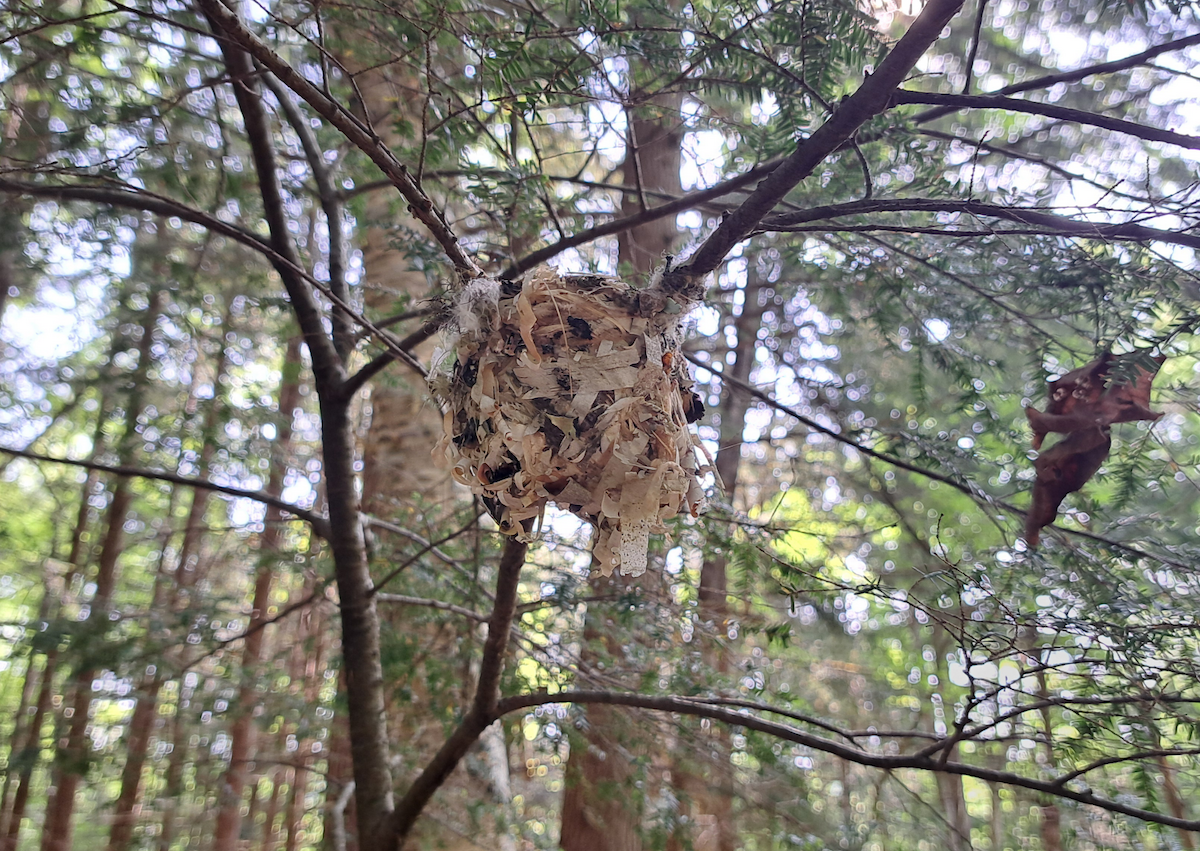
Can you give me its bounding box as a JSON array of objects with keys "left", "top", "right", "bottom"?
[{"left": 1023, "top": 351, "right": 1164, "bottom": 547}]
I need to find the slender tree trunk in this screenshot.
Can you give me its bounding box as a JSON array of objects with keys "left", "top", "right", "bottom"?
[
  {"left": 988, "top": 751, "right": 1004, "bottom": 851},
  {"left": 106, "top": 470, "right": 185, "bottom": 851},
  {"left": 561, "top": 89, "right": 683, "bottom": 851},
  {"left": 1158, "top": 754, "right": 1195, "bottom": 850},
  {"left": 262, "top": 764, "right": 284, "bottom": 851},
  {"left": 9, "top": 394, "right": 109, "bottom": 851},
  {"left": 0, "top": 73, "right": 44, "bottom": 328},
  {"left": 157, "top": 688, "right": 188, "bottom": 851},
  {"left": 214, "top": 335, "right": 303, "bottom": 850},
  {"left": 0, "top": 587, "right": 48, "bottom": 819},
  {"left": 42, "top": 288, "right": 165, "bottom": 851},
  {"left": 0, "top": 560, "right": 66, "bottom": 848},
  {"left": 1035, "top": 670, "right": 1061, "bottom": 851},
  {"left": 105, "top": 674, "right": 165, "bottom": 851},
  {"left": 136, "top": 315, "right": 236, "bottom": 851},
  {"left": 668, "top": 263, "right": 769, "bottom": 851},
  {"left": 935, "top": 754, "right": 972, "bottom": 851},
  {"left": 288, "top": 571, "right": 325, "bottom": 851},
  {"left": 559, "top": 581, "right": 655, "bottom": 851},
  {"left": 200, "top": 19, "right": 399, "bottom": 845},
  {"left": 284, "top": 764, "right": 307, "bottom": 851}
]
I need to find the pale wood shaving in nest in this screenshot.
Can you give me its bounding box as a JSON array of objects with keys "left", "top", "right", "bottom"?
[{"left": 430, "top": 267, "right": 707, "bottom": 576}]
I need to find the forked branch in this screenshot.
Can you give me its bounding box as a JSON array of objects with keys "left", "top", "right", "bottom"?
[
  {"left": 384, "top": 536, "right": 529, "bottom": 846},
  {"left": 659, "top": 0, "right": 967, "bottom": 295},
  {"left": 196, "top": 0, "right": 483, "bottom": 280},
  {"left": 496, "top": 690, "right": 1200, "bottom": 833}
]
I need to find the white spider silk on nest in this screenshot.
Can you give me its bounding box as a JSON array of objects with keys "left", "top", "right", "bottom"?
[{"left": 429, "top": 267, "right": 708, "bottom": 576}]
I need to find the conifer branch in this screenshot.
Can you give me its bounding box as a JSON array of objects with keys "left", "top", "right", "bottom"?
[
  {"left": 0, "top": 445, "right": 329, "bottom": 537},
  {"left": 893, "top": 90, "right": 1200, "bottom": 150},
  {"left": 661, "top": 0, "right": 967, "bottom": 294},
  {"left": 496, "top": 690, "right": 1200, "bottom": 832},
  {"left": 760, "top": 198, "right": 1200, "bottom": 252},
  {"left": 196, "top": 0, "right": 483, "bottom": 279}
]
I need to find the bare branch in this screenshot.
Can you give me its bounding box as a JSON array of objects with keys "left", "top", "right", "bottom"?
[
  {"left": 374, "top": 594, "right": 487, "bottom": 623},
  {"left": 759, "top": 197, "right": 1200, "bottom": 253},
  {"left": 386, "top": 536, "right": 528, "bottom": 846},
  {"left": 368, "top": 514, "right": 482, "bottom": 596},
  {"left": 912, "top": 32, "right": 1200, "bottom": 124},
  {"left": 363, "top": 515, "right": 472, "bottom": 573},
  {"left": 0, "top": 177, "right": 268, "bottom": 253},
  {"left": 893, "top": 90, "right": 1200, "bottom": 151},
  {"left": 502, "top": 156, "right": 786, "bottom": 278},
  {"left": 263, "top": 72, "right": 355, "bottom": 361},
  {"left": 495, "top": 690, "right": 1200, "bottom": 832},
  {"left": 205, "top": 15, "right": 344, "bottom": 381},
  {"left": 183, "top": 588, "right": 327, "bottom": 672},
  {"left": 0, "top": 445, "right": 329, "bottom": 537},
  {"left": 196, "top": 0, "right": 482, "bottom": 279},
  {"left": 961, "top": 0, "right": 989, "bottom": 94},
  {"left": 688, "top": 356, "right": 1197, "bottom": 570},
  {"left": 661, "top": 0, "right": 967, "bottom": 294}
]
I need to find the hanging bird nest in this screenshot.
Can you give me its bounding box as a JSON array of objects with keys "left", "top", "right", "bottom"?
[{"left": 429, "top": 267, "right": 709, "bottom": 576}]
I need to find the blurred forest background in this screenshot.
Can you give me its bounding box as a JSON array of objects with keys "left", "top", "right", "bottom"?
[{"left": 4, "top": 0, "right": 1200, "bottom": 849}]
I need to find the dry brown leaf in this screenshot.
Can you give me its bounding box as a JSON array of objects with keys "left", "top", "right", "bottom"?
[
  {"left": 1023, "top": 351, "right": 1164, "bottom": 546},
  {"left": 1025, "top": 425, "right": 1111, "bottom": 547},
  {"left": 1026, "top": 352, "right": 1164, "bottom": 449}
]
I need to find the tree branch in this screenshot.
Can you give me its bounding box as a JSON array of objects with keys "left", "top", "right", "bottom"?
[
  {"left": 659, "top": 0, "right": 966, "bottom": 296},
  {"left": 205, "top": 14, "right": 344, "bottom": 383},
  {"left": 374, "top": 594, "right": 487, "bottom": 623},
  {"left": 758, "top": 197, "right": 1200, "bottom": 253},
  {"left": 911, "top": 33, "right": 1200, "bottom": 125},
  {"left": 0, "top": 445, "right": 329, "bottom": 537},
  {"left": 501, "top": 156, "right": 787, "bottom": 278},
  {"left": 0, "top": 176, "right": 268, "bottom": 254},
  {"left": 262, "top": 72, "right": 354, "bottom": 362},
  {"left": 368, "top": 514, "right": 482, "bottom": 596},
  {"left": 687, "top": 356, "right": 1197, "bottom": 570},
  {"left": 385, "top": 536, "right": 527, "bottom": 846},
  {"left": 495, "top": 690, "right": 1200, "bottom": 832},
  {"left": 196, "top": 0, "right": 482, "bottom": 279},
  {"left": 893, "top": 90, "right": 1200, "bottom": 151},
  {"left": 341, "top": 328, "right": 431, "bottom": 400},
  {"left": 0, "top": 175, "right": 405, "bottom": 366}
]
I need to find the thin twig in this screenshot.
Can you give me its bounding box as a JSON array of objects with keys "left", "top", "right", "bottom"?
[{"left": 0, "top": 445, "right": 328, "bottom": 537}]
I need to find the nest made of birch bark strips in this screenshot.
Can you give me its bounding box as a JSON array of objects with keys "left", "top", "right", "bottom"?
[{"left": 429, "top": 267, "right": 709, "bottom": 576}]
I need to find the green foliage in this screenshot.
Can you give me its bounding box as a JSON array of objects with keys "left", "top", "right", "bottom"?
[{"left": 6, "top": 0, "right": 1200, "bottom": 847}]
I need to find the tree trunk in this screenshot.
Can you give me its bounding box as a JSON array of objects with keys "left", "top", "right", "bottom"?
[
  {"left": 561, "top": 87, "right": 683, "bottom": 851},
  {"left": 8, "top": 387, "right": 111, "bottom": 851},
  {"left": 1035, "top": 670, "right": 1061, "bottom": 851},
  {"left": 214, "top": 334, "right": 303, "bottom": 850},
  {"left": 105, "top": 672, "right": 165, "bottom": 851},
  {"left": 104, "top": 504, "right": 177, "bottom": 851},
  {"left": 108, "top": 311, "right": 237, "bottom": 851},
  {"left": 936, "top": 758, "right": 972, "bottom": 851},
  {"left": 333, "top": 29, "right": 516, "bottom": 851},
  {"left": 988, "top": 752, "right": 1004, "bottom": 851},
  {"left": 559, "top": 576, "right": 656, "bottom": 851},
  {"left": 668, "top": 262, "right": 769, "bottom": 851},
  {"left": 0, "top": 559, "right": 68, "bottom": 850},
  {"left": 41, "top": 287, "right": 165, "bottom": 851}
]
